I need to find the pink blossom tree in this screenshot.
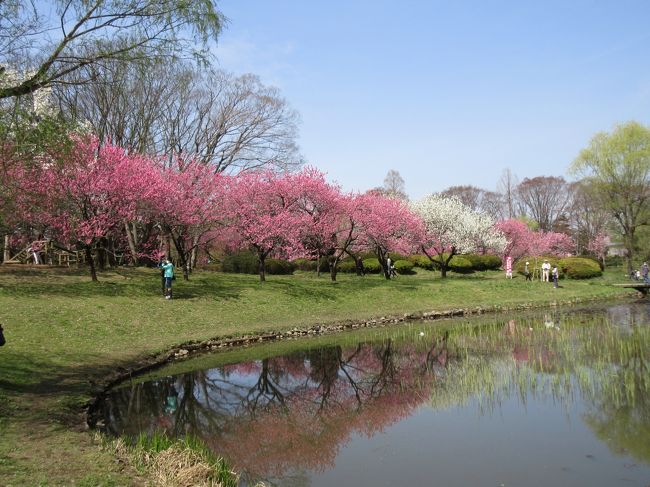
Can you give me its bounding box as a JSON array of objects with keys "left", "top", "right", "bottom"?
[
  {"left": 226, "top": 170, "right": 308, "bottom": 281},
  {"left": 152, "top": 158, "right": 228, "bottom": 280},
  {"left": 355, "top": 193, "right": 422, "bottom": 279},
  {"left": 13, "top": 136, "right": 163, "bottom": 280},
  {"left": 495, "top": 219, "right": 532, "bottom": 261}
]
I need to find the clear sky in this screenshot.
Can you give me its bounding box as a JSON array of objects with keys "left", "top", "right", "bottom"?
[{"left": 212, "top": 0, "right": 650, "bottom": 199}]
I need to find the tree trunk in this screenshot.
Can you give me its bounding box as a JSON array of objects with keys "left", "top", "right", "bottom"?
[
  {"left": 624, "top": 231, "right": 635, "bottom": 274},
  {"left": 441, "top": 252, "right": 455, "bottom": 278},
  {"left": 3, "top": 235, "right": 10, "bottom": 263},
  {"left": 316, "top": 250, "right": 321, "bottom": 277},
  {"left": 329, "top": 255, "right": 339, "bottom": 282},
  {"left": 96, "top": 237, "right": 106, "bottom": 271},
  {"left": 170, "top": 233, "right": 190, "bottom": 280},
  {"left": 85, "top": 245, "right": 98, "bottom": 282},
  {"left": 376, "top": 247, "right": 390, "bottom": 280},
  {"left": 124, "top": 221, "right": 139, "bottom": 266},
  {"left": 258, "top": 252, "right": 266, "bottom": 282}
]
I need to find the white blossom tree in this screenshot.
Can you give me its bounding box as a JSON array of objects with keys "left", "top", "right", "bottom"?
[{"left": 411, "top": 194, "right": 506, "bottom": 277}]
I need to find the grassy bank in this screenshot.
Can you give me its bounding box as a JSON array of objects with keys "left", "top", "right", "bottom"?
[{"left": 0, "top": 265, "right": 636, "bottom": 485}]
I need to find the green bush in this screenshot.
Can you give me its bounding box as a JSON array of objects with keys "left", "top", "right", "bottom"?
[
  {"left": 559, "top": 257, "right": 602, "bottom": 279},
  {"left": 265, "top": 258, "right": 297, "bottom": 275},
  {"left": 576, "top": 254, "right": 604, "bottom": 271},
  {"left": 408, "top": 254, "right": 436, "bottom": 270},
  {"left": 362, "top": 258, "right": 382, "bottom": 274},
  {"left": 292, "top": 258, "right": 317, "bottom": 271},
  {"left": 222, "top": 251, "right": 296, "bottom": 275},
  {"left": 449, "top": 256, "right": 474, "bottom": 274},
  {"left": 221, "top": 250, "right": 259, "bottom": 274},
  {"left": 394, "top": 259, "right": 415, "bottom": 275},
  {"left": 464, "top": 254, "right": 502, "bottom": 271},
  {"left": 386, "top": 253, "right": 409, "bottom": 262},
  {"left": 337, "top": 259, "right": 358, "bottom": 273}
]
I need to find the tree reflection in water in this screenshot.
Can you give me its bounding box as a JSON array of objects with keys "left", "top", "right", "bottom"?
[{"left": 98, "top": 307, "right": 650, "bottom": 485}]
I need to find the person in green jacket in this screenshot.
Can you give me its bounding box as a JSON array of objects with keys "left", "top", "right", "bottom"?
[{"left": 160, "top": 258, "right": 175, "bottom": 299}]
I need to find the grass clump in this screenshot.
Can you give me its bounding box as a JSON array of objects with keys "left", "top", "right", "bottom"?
[{"left": 114, "top": 431, "right": 238, "bottom": 487}]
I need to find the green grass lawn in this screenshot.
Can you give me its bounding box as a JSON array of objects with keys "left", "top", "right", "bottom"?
[{"left": 0, "top": 265, "right": 636, "bottom": 486}]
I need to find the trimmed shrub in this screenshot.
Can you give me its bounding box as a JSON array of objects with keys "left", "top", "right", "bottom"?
[
  {"left": 464, "top": 254, "right": 502, "bottom": 271},
  {"left": 221, "top": 250, "right": 258, "bottom": 274},
  {"left": 386, "top": 253, "right": 409, "bottom": 262},
  {"left": 222, "top": 250, "right": 296, "bottom": 275},
  {"left": 394, "top": 259, "right": 415, "bottom": 275},
  {"left": 449, "top": 256, "right": 473, "bottom": 274},
  {"left": 292, "top": 258, "right": 316, "bottom": 271},
  {"left": 337, "top": 260, "right": 358, "bottom": 273},
  {"left": 408, "top": 254, "right": 436, "bottom": 270},
  {"left": 559, "top": 257, "right": 602, "bottom": 279},
  {"left": 265, "top": 258, "right": 297, "bottom": 275},
  {"left": 362, "top": 258, "right": 382, "bottom": 274}
]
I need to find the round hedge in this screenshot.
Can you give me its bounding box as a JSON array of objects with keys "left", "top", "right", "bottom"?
[
  {"left": 394, "top": 259, "right": 415, "bottom": 275},
  {"left": 337, "top": 260, "right": 357, "bottom": 273},
  {"left": 464, "top": 254, "right": 502, "bottom": 271},
  {"left": 292, "top": 258, "right": 316, "bottom": 271},
  {"left": 409, "top": 254, "right": 436, "bottom": 270},
  {"left": 222, "top": 251, "right": 296, "bottom": 275},
  {"left": 265, "top": 258, "right": 297, "bottom": 275},
  {"left": 559, "top": 257, "right": 602, "bottom": 279},
  {"left": 362, "top": 258, "right": 382, "bottom": 274},
  {"left": 449, "top": 256, "right": 473, "bottom": 273}
]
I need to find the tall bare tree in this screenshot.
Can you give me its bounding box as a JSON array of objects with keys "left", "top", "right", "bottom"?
[
  {"left": 497, "top": 168, "right": 518, "bottom": 219},
  {"left": 56, "top": 61, "right": 302, "bottom": 173},
  {"left": 516, "top": 176, "right": 571, "bottom": 231},
  {"left": 440, "top": 185, "right": 505, "bottom": 220},
  {"left": 567, "top": 180, "right": 610, "bottom": 254},
  {"left": 380, "top": 169, "right": 407, "bottom": 200}
]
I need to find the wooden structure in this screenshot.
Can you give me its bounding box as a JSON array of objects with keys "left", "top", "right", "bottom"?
[
  {"left": 3, "top": 240, "right": 84, "bottom": 266},
  {"left": 613, "top": 283, "right": 650, "bottom": 297}
]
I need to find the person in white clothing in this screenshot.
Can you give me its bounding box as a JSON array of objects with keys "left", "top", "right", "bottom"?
[{"left": 541, "top": 259, "right": 551, "bottom": 282}]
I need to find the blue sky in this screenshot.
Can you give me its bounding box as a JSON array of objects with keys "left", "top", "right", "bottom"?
[{"left": 213, "top": 1, "right": 650, "bottom": 198}]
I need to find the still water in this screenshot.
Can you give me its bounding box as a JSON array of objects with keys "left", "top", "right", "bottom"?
[{"left": 96, "top": 302, "right": 650, "bottom": 486}]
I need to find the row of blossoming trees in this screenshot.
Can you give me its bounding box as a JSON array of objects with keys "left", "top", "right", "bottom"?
[{"left": 2, "top": 136, "right": 582, "bottom": 282}]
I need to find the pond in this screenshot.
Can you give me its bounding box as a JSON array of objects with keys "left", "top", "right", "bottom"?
[{"left": 95, "top": 302, "right": 650, "bottom": 486}]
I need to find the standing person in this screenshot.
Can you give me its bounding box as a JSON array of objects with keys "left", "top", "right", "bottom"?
[
  {"left": 552, "top": 265, "right": 559, "bottom": 288},
  {"left": 524, "top": 261, "right": 532, "bottom": 281},
  {"left": 642, "top": 262, "right": 649, "bottom": 283},
  {"left": 541, "top": 260, "right": 551, "bottom": 282},
  {"left": 158, "top": 257, "right": 166, "bottom": 296},
  {"left": 386, "top": 254, "right": 393, "bottom": 279},
  {"left": 160, "top": 258, "right": 175, "bottom": 299}
]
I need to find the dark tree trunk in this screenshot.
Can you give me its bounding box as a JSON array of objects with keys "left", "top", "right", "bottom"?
[
  {"left": 258, "top": 251, "right": 266, "bottom": 282},
  {"left": 329, "top": 255, "right": 339, "bottom": 282},
  {"left": 85, "top": 244, "right": 98, "bottom": 282},
  {"left": 354, "top": 255, "right": 364, "bottom": 276},
  {"left": 376, "top": 247, "right": 390, "bottom": 280},
  {"left": 96, "top": 237, "right": 106, "bottom": 271},
  {"left": 170, "top": 233, "right": 190, "bottom": 280}
]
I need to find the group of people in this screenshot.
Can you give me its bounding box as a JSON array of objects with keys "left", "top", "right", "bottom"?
[
  {"left": 520, "top": 259, "right": 560, "bottom": 288},
  {"left": 630, "top": 261, "right": 649, "bottom": 283}
]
